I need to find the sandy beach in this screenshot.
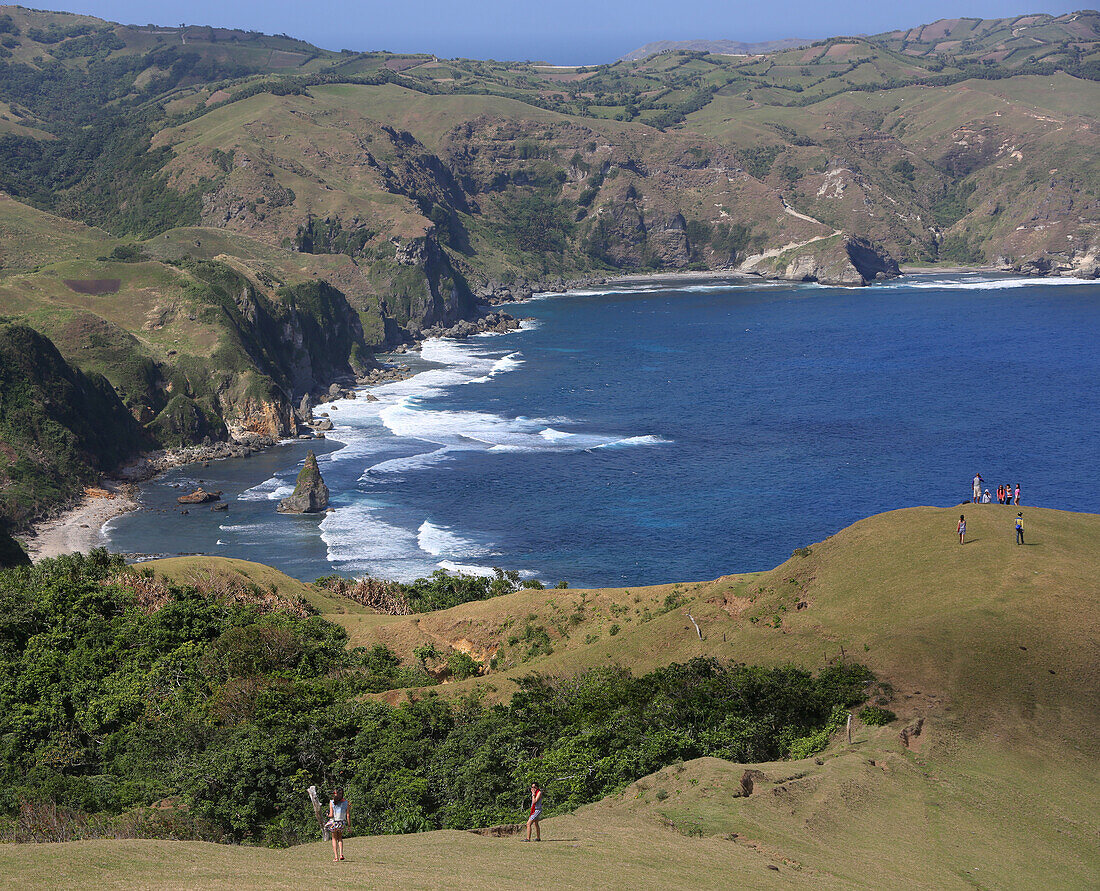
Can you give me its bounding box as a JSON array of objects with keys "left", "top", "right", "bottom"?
[{"left": 24, "top": 483, "right": 138, "bottom": 561}]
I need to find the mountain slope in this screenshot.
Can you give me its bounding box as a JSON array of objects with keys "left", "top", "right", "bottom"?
[{"left": 0, "top": 319, "right": 145, "bottom": 526}]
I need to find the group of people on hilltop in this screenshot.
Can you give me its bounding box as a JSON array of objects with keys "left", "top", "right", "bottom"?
[
  {"left": 971, "top": 473, "right": 1020, "bottom": 506},
  {"left": 959, "top": 473, "right": 1026, "bottom": 547}
]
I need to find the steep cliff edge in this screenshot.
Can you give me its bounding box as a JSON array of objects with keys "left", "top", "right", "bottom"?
[
  {"left": 741, "top": 234, "right": 900, "bottom": 286},
  {"left": 0, "top": 320, "right": 146, "bottom": 527}
]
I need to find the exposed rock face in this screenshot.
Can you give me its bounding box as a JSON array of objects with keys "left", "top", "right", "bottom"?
[
  {"left": 277, "top": 450, "right": 330, "bottom": 514},
  {"left": 846, "top": 237, "right": 901, "bottom": 282},
  {"left": 298, "top": 393, "right": 314, "bottom": 423},
  {"left": 224, "top": 396, "right": 295, "bottom": 441},
  {"left": 1012, "top": 247, "right": 1100, "bottom": 279},
  {"left": 177, "top": 488, "right": 222, "bottom": 504},
  {"left": 743, "top": 234, "right": 900, "bottom": 286},
  {"left": 0, "top": 526, "right": 30, "bottom": 569},
  {"left": 385, "top": 232, "right": 478, "bottom": 336}
]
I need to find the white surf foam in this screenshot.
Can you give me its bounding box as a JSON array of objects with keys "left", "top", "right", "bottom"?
[
  {"left": 594, "top": 434, "right": 675, "bottom": 448},
  {"left": 887, "top": 275, "right": 1094, "bottom": 291},
  {"left": 363, "top": 447, "right": 453, "bottom": 478},
  {"left": 436, "top": 561, "right": 499, "bottom": 578},
  {"left": 417, "top": 520, "right": 496, "bottom": 559},
  {"left": 319, "top": 501, "right": 438, "bottom": 580},
  {"left": 300, "top": 329, "right": 670, "bottom": 575},
  {"left": 238, "top": 480, "right": 293, "bottom": 501}
]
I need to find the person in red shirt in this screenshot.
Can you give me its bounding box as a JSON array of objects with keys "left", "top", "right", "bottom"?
[{"left": 525, "top": 782, "right": 543, "bottom": 842}]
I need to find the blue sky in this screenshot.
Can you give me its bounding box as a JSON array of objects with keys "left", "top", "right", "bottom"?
[{"left": 61, "top": 1, "right": 1079, "bottom": 63}]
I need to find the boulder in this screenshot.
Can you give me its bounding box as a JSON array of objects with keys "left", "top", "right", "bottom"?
[
  {"left": 313, "top": 419, "right": 334, "bottom": 431},
  {"left": 177, "top": 488, "right": 222, "bottom": 504},
  {"left": 277, "top": 450, "right": 330, "bottom": 514}
]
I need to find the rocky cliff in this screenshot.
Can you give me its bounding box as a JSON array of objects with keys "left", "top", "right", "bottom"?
[
  {"left": 742, "top": 235, "right": 900, "bottom": 286},
  {"left": 0, "top": 320, "right": 146, "bottom": 527}
]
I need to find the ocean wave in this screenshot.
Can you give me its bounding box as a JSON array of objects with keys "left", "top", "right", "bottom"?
[
  {"left": 886, "top": 275, "right": 1095, "bottom": 291},
  {"left": 435, "top": 561, "right": 500, "bottom": 578},
  {"left": 319, "top": 504, "right": 507, "bottom": 582},
  {"left": 593, "top": 434, "right": 674, "bottom": 449},
  {"left": 238, "top": 480, "right": 293, "bottom": 501},
  {"left": 417, "top": 520, "right": 496, "bottom": 559},
  {"left": 319, "top": 502, "right": 439, "bottom": 580},
  {"left": 362, "top": 448, "right": 452, "bottom": 478}
]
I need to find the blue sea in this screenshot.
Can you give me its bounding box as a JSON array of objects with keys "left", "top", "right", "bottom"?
[{"left": 106, "top": 274, "right": 1100, "bottom": 586}]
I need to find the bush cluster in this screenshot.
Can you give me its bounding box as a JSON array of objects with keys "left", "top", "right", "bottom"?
[{"left": 0, "top": 551, "right": 874, "bottom": 846}]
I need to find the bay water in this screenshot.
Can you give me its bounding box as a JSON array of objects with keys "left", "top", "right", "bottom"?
[{"left": 106, "top": 274, "right": 1100, "bottom": 586}]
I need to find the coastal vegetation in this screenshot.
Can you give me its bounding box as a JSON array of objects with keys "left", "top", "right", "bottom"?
[
  {"left": 0, "top": 550, "right": 873, "bottom": 845},
  {"left": 0, "top": 505, "right": 1096, "bottom": 887}
]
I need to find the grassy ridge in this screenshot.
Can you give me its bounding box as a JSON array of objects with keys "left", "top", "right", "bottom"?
[{"left": 2, "top": 504, "right": 1097, "bottom": 887}]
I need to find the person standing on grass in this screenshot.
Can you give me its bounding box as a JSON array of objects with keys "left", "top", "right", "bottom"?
[
  {"left": 1015, "top": 512, "right": 1024, "bottom": 545},
  {"left": 328, "top": 788, "right": 349, "bottom": 862},
  {"left": 526, "top": 782, "right": 543, "bottom": 842},
  {"left": 996, "top": 484, "right": 1004, "bottom": 504},
  {"left": 1015, "top": 483, "right": 1021, "bottom": 506},
  {"left": 957, "top": 514, "right": 966, "bottom": 545},
  {"left": 973, "top": 473, "right": 983, "bottom": 503}
]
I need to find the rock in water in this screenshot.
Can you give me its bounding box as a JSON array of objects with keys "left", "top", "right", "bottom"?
[
  {"left": 177, "top": 488, "right": 222, "bottom": 504},
  {"left": 277, "top": 450, "right": 330, "bottom": 514}
]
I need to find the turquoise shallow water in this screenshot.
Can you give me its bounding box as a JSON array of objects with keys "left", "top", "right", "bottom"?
[{"left": 107, "top": 273, "right": 1100, "bottom": 585}]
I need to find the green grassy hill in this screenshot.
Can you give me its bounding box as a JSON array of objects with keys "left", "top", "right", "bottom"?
[{"left": 3, "top": 505, "right": 1097, "bottom": 887}]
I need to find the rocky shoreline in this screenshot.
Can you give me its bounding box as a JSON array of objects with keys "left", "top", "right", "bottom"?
[
  {"left": 22, "top": 307, "right": 531, "bottom": 559},
  {"left": 474, "top": 256, "right": 1096, "bottom": 307},
  {"left": 25, "top": 261, "right": 1093, "bottom": 561}
]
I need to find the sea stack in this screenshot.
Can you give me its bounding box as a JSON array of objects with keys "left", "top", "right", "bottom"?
[{"left": 277, "top": 450, "right": 330, "bottom": 514}]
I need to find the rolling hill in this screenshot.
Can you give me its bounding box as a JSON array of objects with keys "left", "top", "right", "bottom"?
[{"left": 1, "top": 504, "right": 1096, "bottom": 887}]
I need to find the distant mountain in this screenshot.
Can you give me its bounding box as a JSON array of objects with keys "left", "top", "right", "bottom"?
[{"left": 619, "top": 37, "right": 812, "bottom": 62}]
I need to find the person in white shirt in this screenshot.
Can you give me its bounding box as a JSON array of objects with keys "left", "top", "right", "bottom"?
[{"left": 328, "top": 789, "right": 350, "bottom": 861}]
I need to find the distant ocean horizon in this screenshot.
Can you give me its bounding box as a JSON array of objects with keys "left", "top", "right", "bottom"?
[{"left": 106, "top": 273, "right": 1100, "bottom": 586}]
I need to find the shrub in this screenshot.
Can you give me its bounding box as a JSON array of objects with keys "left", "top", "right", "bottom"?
[
  {"left": 858, "top": 705, "right": 897, "bottom": 726},
  {"left": 447, "top": 650, "right": 481, "bottom": 680}
]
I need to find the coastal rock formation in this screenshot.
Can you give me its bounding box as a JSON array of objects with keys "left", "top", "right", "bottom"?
[
  {"left": 1011, "top": 247, "right": 1100, "bottom": 279},
  {"left": 418, "top": 311, "right": 523, "bottom": 340},
  {"left": 277, "top": 450, "right": 330, "bottom": 514},
  {"left": 743, "top": 234, "right": 900, "bottom": 286},
  {"left": 177, "top": 488, "right": 222, "bottom": 504}
]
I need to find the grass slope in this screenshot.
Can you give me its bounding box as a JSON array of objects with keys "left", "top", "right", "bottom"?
[{"left": 20, "top": 505, "right": 1091, "bottom": 887}]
